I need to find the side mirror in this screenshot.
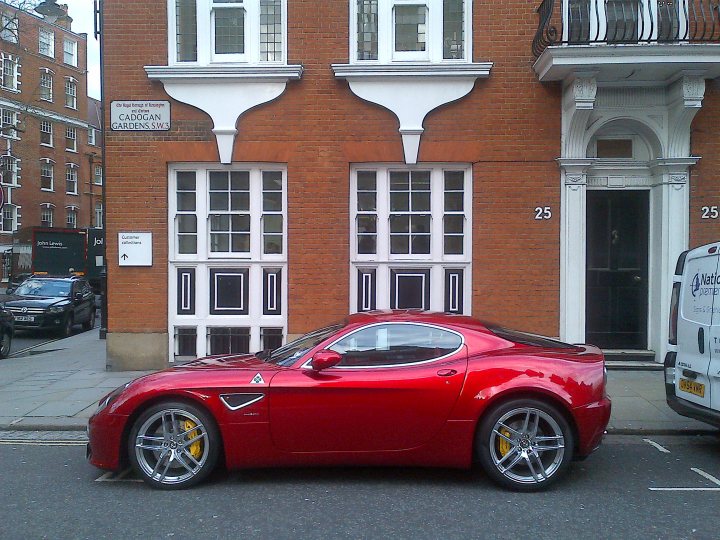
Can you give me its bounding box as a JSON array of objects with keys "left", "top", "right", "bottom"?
[
  {"left": 74, "top": 292, "right": 83, "bottom": 302},
  {"left": 310, "top": 350, "right": 342, "bottom": 371}
]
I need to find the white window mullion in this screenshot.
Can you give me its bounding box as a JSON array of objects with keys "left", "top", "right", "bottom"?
[
  {"left": 427, "top": 0, "right": 441, "bottom": 63},
  {"left": 250, "top": 168, "right": 261, "bottom": 260},
  {"left": 196, "top": 170, "right": 209, "bottom": 259},
  {"left": 198, "top": 3, "right": 212, "bottom": 65},
  {"left": 430, "top": 168, "right": 444, "bottom": 259}
]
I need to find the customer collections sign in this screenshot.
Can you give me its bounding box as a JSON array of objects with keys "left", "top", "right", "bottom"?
[{"left": 111, "top": 101, "right": 170, "bottom": 131}]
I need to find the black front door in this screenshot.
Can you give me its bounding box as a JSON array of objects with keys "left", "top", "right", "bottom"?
[{"left": 586, "top": 191, "right": 649, "bottom": 349}]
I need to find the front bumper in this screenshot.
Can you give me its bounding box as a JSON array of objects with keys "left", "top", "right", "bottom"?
[
  {"left": 87, "top": 409, "right": 128, "bottom": 471},
  {"left": 12, "top": 313, "right": 68, "bottom": 330},
  {"left": 573, "top": 397, "right": 612, "bottom": 456}
]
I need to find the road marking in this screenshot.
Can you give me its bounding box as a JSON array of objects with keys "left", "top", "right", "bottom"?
[
  {"left": 692, "top": 468, "right": 720, "bottom": 486},
  {"left": 0, "top": 440, "right": 86, "bottom": 446},
  {"left": 95, "top": 468, "right": 142, "bottom": 483},
  {"left": 643, "top": 438, "right": 671, "bottom": 453}
]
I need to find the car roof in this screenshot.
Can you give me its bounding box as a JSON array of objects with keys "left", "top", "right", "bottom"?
[{"left": 345, "top": 310, "right": 490, "bottom": 332}]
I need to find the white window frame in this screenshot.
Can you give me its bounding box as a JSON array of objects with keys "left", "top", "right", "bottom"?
[
  {"left": 1, "top": 203, "right": 17, "bottom": 232},
  {"left": 1, "top": 108, "right": 18, "bottom": 139},
  {"left": 65, "top": 126, "right": 77, "bottom": 152},
  {"left": 40, "top": 69, "right": 53, "bottom": 101},
  {"left": 39, "top": 28, "right": 54, "bottom": 57},
  {"left": 65, "top": 163, "right": 78, "bottom": 194},
  {"left": 93, "top": 164, "right": 102, "bottom": 185},
  {"left": 40, "top": 205, "right": 54, "bottom": 227},
  {"left": 168, "top": 0, "right": 288, "bottom": 66},
  {"left": 94, "top": 201, "right": 103, "bottom": 228},
  {"left": 88, "top": 127, "right": 96, "bottom": 146},
  {"left": 64, "top": 78, "right": 77, "bottom": 109},
  {"left": 63, "top": 38, "right": 77, "bottom": 66},
  {"left": 168, "top": 163, "right": 288, "bottom": 362},
  {"left": 1, "top": 54, "right": 19, "bottom": 91},
  {"left": 350, "top": 0, "right": 471, "bottom": 64},
  {"left": 40, "top": 120, "right": 53, "bottom": 146},
  {"left": 349, "top": 164, "right": 472, "bottom": 314},
  {"left": 40, "top": 160, "right": 54, "bottom": 191},
  {"left": 1, "top": 14, "right": 18, "bottom": 43},
  {"left": 0, "top": 154, "right": 18, "bottom": 186},
  {"left": 66, "top": 206, "right": 77, "bottom": 228}
]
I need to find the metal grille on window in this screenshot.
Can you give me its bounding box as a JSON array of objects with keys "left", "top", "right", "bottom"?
[
  {"left": 657, "top": 0, "right": 680, "bottom": 41},
  {"left": 443, "top": 0, "right": 464, "bottom": 59},
  {"left": 176, "top": 0, "right": 198, "bottom": 61},
  {"left": 443, "top": 170, "right": 464, "bottom": 255},
  {"left": 444, "top": 269, "right": 463, "bottom": 313},
  {"left": 356, "top": 171, "right": 377, "bottom": 254},
  {"left": 390, "top": 171, "right": 431, "bottom": 255},
  {"left": 214, "top": 5, "right": 245, "bottom": 54},
  {"left": 261, "top": 327, "right": 283, "bottom": 352},
  {"left": 210, "top": 268, "right": 249, "bottom": 315},
  {"left": 175, "top": 327, "right": 197, "bottom": 357},
  {"left": 207, "top": 327, "right": 250, "bottom": 355},
  {"left": 606, "top": 0, "right": 639, "bottom": 42},
  {"left": 262, "top": 171, "right": 283, "bottom": 254},
  {"left": 176, "top": 171, "right": 197, "bottom": 254},
  {"left": 209, "top": 171, "right": 250, "bottom": 253},
  {"left": 357, "top": 0, "right": 378, "bottom": 60},
  {"left": 263, "top": 268, "right": 282, "bottom": 315},
  {"left": 260, "top": 0, "right": 282, "bottom": 61},
  {"left": 177, "top": 268, "right": 195, "bottom": 315},
  {"left": 394, "top": 5, "right": 426, "bottom": 52},
  {"left": 357, "top": 268, "right": 376, "bottom": 312},
  {"left": 567, "top": 0, "right": 590, "bottom": 43}
]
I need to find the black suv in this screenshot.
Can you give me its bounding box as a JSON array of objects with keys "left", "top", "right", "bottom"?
[{"left": 3, "top": 276, "right": 96, "bottom": 337}]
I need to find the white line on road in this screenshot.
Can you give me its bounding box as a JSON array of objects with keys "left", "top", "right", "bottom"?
[
  {"left": 95, "top": 469, "right": 142, "bottom": 483},
  {"left": 692, "top": 468, "right": 720, "bottom": 486},
  {"left": 0, "top": 440, "right": 86, "bottom": 446},
  {"left": 648, "top": 487, "right": 720, "bottom": 491},
  {"left": 643, "top": 438, "right": 671, "bottom": 453}
]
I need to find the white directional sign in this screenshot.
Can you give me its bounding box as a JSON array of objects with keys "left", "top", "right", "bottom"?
[{"left": 118, "top": 232, "right": 152, "bottom": 267}]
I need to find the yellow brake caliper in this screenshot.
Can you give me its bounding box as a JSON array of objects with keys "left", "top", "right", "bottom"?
[
  {"left": 498, "top": 428, "right": 512, "bottom": 457},
  {"left": 183, "top": 419, "right": 203, "bottom": 459}
]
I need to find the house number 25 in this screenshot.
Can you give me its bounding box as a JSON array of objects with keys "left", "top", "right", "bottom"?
[
  {"left": 534, "top": 206, "right": 552, "bottom": 220},
  {"left": 701, "top": 206, "right": 719, "bottom": 219}
]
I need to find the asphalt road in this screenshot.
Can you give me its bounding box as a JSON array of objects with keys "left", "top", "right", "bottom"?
[
  {"left": 9, "top": 324, "right": 96, "bottom": 357},
  {"left": 1, "top": 434, "right": 719, "bottom": 539}
]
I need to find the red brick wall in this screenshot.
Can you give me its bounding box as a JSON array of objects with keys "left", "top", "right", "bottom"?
[{"left": 103, "top": 0, "right": 562, "bottom": 336}]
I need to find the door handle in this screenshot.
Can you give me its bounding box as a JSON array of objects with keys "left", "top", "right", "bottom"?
[
  {"left": 698, "top": 328, "right": 705, "bottom": 355},
  {"left": 633, "top": 275, "right": 642, "bottom": 283},
  {"left": 437, "top": 369, "right": 457, "bottom": 377}
]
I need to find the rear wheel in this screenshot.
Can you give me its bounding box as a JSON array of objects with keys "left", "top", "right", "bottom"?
[
  {"left": 128, "top": 401, "right": 220, "bottom": 490},
  {"left": 0, "top": 330, "right": 11, "bottom": 358},
  {"left": 476, "top": 398, "right": 574, "bottom": 491}
]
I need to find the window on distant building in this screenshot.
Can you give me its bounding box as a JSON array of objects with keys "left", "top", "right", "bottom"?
[
  {"left": 40, "top": 120, "right": 53, "bottom": 146},
  {"left": 0, "top": 14, "right": 18, "bottom": 43},
  {"left": 40, "top": 205, "right": 54, "bottom": 227},
  {"left": 353, "top": 0, "right": 469, "bottom": 63},
  {"left": 351, "top": 165, "right": 471, "bottom": 313},
  {"left": 40, "top": 160, "right": 54, "bottom": 191},
  {"left": 0, "top": 154, "right": 18, "bottom": 185},
  {"left": 1, "top": 203, "right": 17, "bottom": 232},
  {"left": 0, "top": 109, "right": 18, "bottom": 139},
  {"left": 93, "top": 164, "right": 102, "bottom": 185},
  {"left": 171, "top": 0, "right": 286, "bottom": 65},
  {"left": 88, "top": 127, "right": 97, "bottom": 146},
  {"left": 66, "top": 207, "right": 77, "bottom": 228},
  {"left": 64, "top": 78, "right": 77, "bottom": 109},
  {"left": 0, "top": 54, "right": 19, "bottom": 91},
  {"left": 40, "top": 70, "right": 53, "bottom": 101},
  {"left": 39, "top": 28, "right": 54, "bottom": 57},
  {"left": 65, "top": 164, "right": 78, "bottom": 194},
  {"left": 63, "top": 39, "right": 77, "bottom": 66},
  {"left": 94, "top": 201, "right": 103, "bottom": 228},
  {"left": 65, "top": 126, "right": 77, "bottom": 152}
]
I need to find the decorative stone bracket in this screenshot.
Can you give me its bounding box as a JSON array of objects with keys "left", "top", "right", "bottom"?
[
  {"left": 145, "top": 65, "right": 303, "bottom": 163},
  {"left": 332, "top": 63, "right": 492, "bottom": 164}
]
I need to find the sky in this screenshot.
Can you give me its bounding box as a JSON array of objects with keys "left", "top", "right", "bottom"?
[{"left": 63, "top": 0, "right": 101, "bottom": 99}]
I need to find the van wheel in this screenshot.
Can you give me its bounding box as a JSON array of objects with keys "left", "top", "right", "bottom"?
[
  {"left": 82, "top": 309, "right": 96, "bottom": 331},
  {"left": 476, "top": 398, "right": 574, "bottom": 491}
]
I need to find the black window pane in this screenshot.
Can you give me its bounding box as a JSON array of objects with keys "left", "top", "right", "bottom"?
[{"left": 176, "top": 327, "right": 197, "bottom": 356}]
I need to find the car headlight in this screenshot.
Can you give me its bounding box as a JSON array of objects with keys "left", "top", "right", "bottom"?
[
  {"left": 97, "top": 382, "right": 132, "bottom": 412},
  {"left": 47, "top": 306, "right": 66, "bottom": 314}
]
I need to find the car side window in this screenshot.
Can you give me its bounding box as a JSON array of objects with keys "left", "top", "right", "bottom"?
[{"left": 329, "top": 323, "right": 462, "bottom": 367}]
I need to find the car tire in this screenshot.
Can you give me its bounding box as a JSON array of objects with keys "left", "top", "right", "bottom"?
[
  {"left": 476, "top": 398, "right": 574, "bottom": 492},
  {"left": 128, "top": 401, "right": 220, "bottom": 490},
  {"left": 82, "top": 309, "right": 96, "bottom": 331},
  {"left": 0, "top": 330, "right": 11, "bottom": 359},
  {"left": 60, "top": 315, "right": 73, "bottom": 338}
]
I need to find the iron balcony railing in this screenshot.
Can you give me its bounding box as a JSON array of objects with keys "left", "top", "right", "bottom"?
[{"left": 533, "top": 0, "right": 720, "bottom": 57}]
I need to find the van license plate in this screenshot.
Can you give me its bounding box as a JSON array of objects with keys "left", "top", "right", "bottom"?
[
  {"left": 679, "top": 378, "right": 705, "bottom": 398},
  {"left": 15, "top": 315, "right": 34, "bottom": 322}
]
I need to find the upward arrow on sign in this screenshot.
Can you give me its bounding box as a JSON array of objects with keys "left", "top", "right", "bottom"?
[{"left": 121, "top": 254, "right": 128, "bottom": 260}]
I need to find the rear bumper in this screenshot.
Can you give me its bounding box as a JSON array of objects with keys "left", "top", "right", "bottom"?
[
  {"left": 573, "top": 397, "right": 612, "bottom": 456},
  {"left": 664, "top": 351, "right": 720, "bottom": 429}
]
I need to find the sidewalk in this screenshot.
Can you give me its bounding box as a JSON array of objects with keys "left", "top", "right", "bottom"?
[{"left": 0, "top": 329, "right": 717, "bottom": 435}]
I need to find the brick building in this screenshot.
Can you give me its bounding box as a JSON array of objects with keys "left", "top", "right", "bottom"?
[
  {"left": 102, "top": 0, "right": 720, "bottom": 370},
  {"left": 0, "top": 1, "right": 100, "bottom": 270}
]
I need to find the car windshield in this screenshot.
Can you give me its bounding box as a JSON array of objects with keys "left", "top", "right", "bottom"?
[
  {"left": 14, "top": 279, "right": 71, "bottom": 297},
  {"left": 264, "top": 323, "right": 344, "bottom": 366}
]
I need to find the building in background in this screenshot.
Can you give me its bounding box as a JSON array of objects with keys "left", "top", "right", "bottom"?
[
  {"left": 102, "top": 0, "right": 720, "bottom": 370},
  {"left": 0, "top": 1, "right": 96, "bottom": 280}
]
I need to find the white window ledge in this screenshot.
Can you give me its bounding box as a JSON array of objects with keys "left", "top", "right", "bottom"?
[
  {"left": 145, "top": 65, "right": 303, "bottom": 163},
  {"left": 333, "top": 63, "right": 492, "bottom": 164}
]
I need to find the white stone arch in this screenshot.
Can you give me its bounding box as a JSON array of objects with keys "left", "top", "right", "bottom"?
[{"left": 584, "top": 116, "right": 664, "bottom": 161}]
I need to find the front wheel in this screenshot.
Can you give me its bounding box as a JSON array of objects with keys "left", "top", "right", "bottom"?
[
  {"left": 128, "top": 401, "right": 220, "bottom": 490},
  {"left": 59, "top": 315, "right": 73, "bottom": 338},
  {"left": 476, "top": 398, "right": 574, "bottom": 491}
]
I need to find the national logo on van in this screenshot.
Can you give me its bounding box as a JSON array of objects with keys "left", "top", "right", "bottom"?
[
  {"left": 692, "top": 273, "right": 700, "bottom": 297},
  {"left": 692, "top": 271, "right": 720, "bottom": 298}
]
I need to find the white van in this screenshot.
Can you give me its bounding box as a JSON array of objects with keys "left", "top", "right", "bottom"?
[{"left": 665, "top": 240, "right": 720, "bottom": 428}]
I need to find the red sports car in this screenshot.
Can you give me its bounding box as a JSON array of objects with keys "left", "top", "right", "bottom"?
[{"left": 87, "top": 311, "right": 611, "bottom": 491}]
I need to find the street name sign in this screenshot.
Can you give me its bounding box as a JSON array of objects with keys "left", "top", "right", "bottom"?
[
  {"left": 110, "top": 101, "right": 170, "bottom": 131},
  {"left": 118, "top": 232, "right": 152, "bottom": 267}
]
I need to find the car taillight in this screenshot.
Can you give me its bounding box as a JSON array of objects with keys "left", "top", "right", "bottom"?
[{"left": 669, "top": 282, "right": 681, "bottom": 345}]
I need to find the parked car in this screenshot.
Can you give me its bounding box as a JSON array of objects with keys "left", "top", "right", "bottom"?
[
  {"left": 3, "top": 276, "right": 96, "bottom": 337},
  {"left": 665, "top": 240, "right": 720, "bottom": 428},
  {"left": 0, "top": 307, "right": 14, "bottom": 358},
  {"left": 88, "top": 311, "right": 611, "bottom": 491}
]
